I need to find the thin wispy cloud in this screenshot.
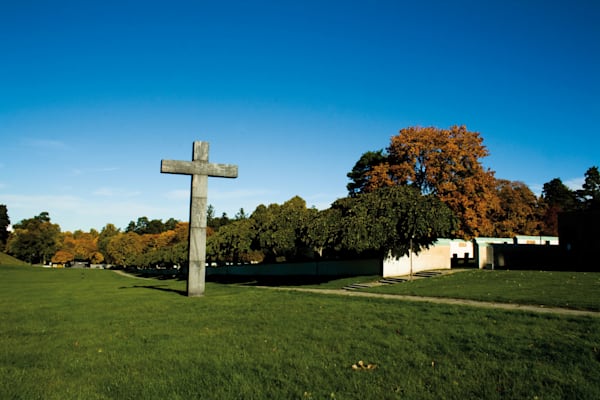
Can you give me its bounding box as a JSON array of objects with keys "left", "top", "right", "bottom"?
[
  {"left": 564, "top": 177, "right": 584, "bottom": 191},
  {"left": 2, "top": 194, "right": 83, "bottom": 212},
  {"left": 92, "top": 187, "right": 141, "bottom": 197},
  {"left": 23, "top": 138, "right": 69, "bottom": 150},
  {"left": 164, "top": 188, "right": 277, "bottom": 201},
  {"left": 71, "top": 167, "right": 120, "bottom": 176},
  {"left": 164, "top": 189, "right": 190, "bottom": 200},
  {"left": 210, "top": 188, "right": 278, "bottom": 200}
]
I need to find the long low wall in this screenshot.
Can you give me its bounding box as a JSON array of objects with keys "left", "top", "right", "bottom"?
[{"left": 206, "top": 258, "right": 382, "bottom": 277}]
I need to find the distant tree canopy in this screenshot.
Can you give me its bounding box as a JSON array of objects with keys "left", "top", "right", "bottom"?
[{"left": 125, "top": 217, "right": 179, "bottom": 235}]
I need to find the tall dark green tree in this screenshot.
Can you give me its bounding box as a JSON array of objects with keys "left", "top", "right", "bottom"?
[
  {"left": 0, "top": 205, "right": 10, "bottom": 251},
  {"left": 541, "top": 178, "right": 577, "bottom": 235},
  {"left": 346, "top": 150, "right": 388, "bottom": 196},
  {"left": 576, "top": 166, "right": 600, "bottom": 210}
]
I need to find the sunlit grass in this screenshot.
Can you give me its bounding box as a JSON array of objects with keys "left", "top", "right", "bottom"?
[
  {"left": 363, "top": 270, "right": 600, "bottom": 311},
  {"left": 1, "top": 266, "right": 599, "bottom": 399}
]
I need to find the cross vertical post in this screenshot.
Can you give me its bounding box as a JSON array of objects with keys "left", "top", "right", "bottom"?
[
  {"left": 161, "top": 141, "right": 238, "bottom": 297},
  {"left": 189, "top": 141, "right": 209, "bottom": 297}
]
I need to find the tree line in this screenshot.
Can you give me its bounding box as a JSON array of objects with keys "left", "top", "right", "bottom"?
[{"left": 1, "top": 125, "right": 598, "bottom": 267}]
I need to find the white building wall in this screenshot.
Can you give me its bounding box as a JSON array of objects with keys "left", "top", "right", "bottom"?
[{"left": 383, "top": 239, "right": 471, "bottom": 277}]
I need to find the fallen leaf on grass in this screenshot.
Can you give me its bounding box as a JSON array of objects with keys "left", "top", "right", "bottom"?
[{"left": 351, "top": 360, "right": 377, "bottom": 370}]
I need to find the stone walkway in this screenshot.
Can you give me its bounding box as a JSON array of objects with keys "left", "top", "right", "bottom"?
[{"left": 254, "top": 286, "right": 600, "bottom": 318}]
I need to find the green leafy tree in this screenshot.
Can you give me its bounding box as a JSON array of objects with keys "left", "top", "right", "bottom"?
[
  {"left": 211, "top": 218, "right": 256, "bottom": 265},
  {"left": 164, "top": 218, "right": 179, "bottom": 231},
  {"left": 125, "top": 217, "right": 167, "bottom": 235},
  {"left": 6, "top": 212, "right": 61, "bottom": 264},
  {"left": 304, "top": 207, "right": 343, "bottom": 258},
  {"left": 98, "top": 223, "right": 120, "bottom": 264},
  {"left": 333, "top": 186, "right": 457, "bottom": 258},
  {"left": 0, "top": 205, "right": 10, "bottom": 251},
  {"left": 251, "top": 196, "right": 312, "bottom": 262},
  {"left": 235, "top": 208, "right": 248, "bottom": 220}
]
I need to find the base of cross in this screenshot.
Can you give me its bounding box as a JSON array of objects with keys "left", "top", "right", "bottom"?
[{"left": 187, "top": 261, "right": 206, "bottom": 297}]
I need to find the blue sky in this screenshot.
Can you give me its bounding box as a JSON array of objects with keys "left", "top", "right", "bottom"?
[{"left": 1, "top": 0, "right": 598, "bottom": 232}]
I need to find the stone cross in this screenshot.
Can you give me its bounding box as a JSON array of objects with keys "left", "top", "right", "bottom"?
[{"left": 161, "top": 141, "right": 238, "bottom": 297}]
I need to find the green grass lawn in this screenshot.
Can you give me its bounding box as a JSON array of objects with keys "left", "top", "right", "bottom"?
[
  {"left": 0, "top": 252, "right": 30, "bottom": 266},
  {"left": 360, "top": 270, "right": 600, "bottom": 311},
  {"left": 1, "top": 265, "right": 599, "bottom": 399}
]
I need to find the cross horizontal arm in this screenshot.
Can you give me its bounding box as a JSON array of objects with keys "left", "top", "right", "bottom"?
[{"left": 161, "top": 160, "right": 238, "bottom": 178}]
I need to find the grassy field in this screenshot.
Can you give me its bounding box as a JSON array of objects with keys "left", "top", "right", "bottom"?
[
  {"left": 360, "top": 270, "right": 600, "bottom": 311},
  {"left": 0, "top": 252, "right": 30, "bottom": 266},
  {"left": 1, "top": 265, "right": 599, "bottom": 399}
]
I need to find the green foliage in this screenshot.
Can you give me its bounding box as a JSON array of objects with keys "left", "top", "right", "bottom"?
[
  {"left": 542, "top": 178, "right": 578, "bottom": 211},
  {"left": 304, "top": 208, "right": 342, "bottom": 258},
  {"left": 1, "top": 267, "right": 599, "bottom": 399},
  {"left": 346, "top": 149, "right": 388, "bottom": 196},
  {"left": 125, "top": 216, "right": 179, "bottom": 235},
  {"left": 251, "top": 196, "right": 313, "bottom": 262},
  {"left": 6, "top": 212, "right": 61, "bottom": 264},
  {"left": 208, "top": 218, "right": 256, "bottom": 265},
  {"left": 333, "top": 186, "right": 457, "bottom": 258},
  {"left": 97, "top": 223, "right": 120, "bottom": 264}
]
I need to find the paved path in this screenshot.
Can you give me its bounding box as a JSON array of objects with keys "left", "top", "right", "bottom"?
[{"left": 255, "top": 286, "right": 600, "bottom": 318}]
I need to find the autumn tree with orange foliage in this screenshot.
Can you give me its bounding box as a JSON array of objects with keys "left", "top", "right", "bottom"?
[
  {"left": 348, "top": 126, "right": 500, "bottom": 238},
  {"left": 492, "top": 179, "right": 541, "bottom": 237},
  {"left": 55, "top": 230, "right": 104, "bottom": 264}
]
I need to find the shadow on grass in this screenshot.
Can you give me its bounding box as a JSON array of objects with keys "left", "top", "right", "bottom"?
[
  {"left": 120, "top": 284, "right": 187, "bottom": 296},
  {"left": 117, "top": 267, "right": 375, "bottom": 288},
  {"left": 207, "top": 275, "right": 352, "bottom": 287}
]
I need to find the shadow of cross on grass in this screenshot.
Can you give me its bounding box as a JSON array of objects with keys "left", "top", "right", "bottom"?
[{"left": 119, "top": 284, "right": 188, "bottom": 297}]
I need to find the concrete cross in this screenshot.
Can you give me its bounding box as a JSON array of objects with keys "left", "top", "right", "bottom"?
[{"left": 161, "top": 141, "right": 238, "bottom": 296}]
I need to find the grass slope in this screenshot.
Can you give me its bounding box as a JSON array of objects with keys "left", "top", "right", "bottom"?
[
  {"left": 1, "top": 266, "right": 599, "bottom": 399},
  {"left": 0, "top": 252, "right": 29, "bottom": 267},
  {"left": 364, "top": 270, "right": 600, "bottom": 311}
]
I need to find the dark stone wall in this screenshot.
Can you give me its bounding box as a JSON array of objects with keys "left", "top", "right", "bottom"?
[{"left": 558, "top": 211, "right": 600, "bottom": 272}]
